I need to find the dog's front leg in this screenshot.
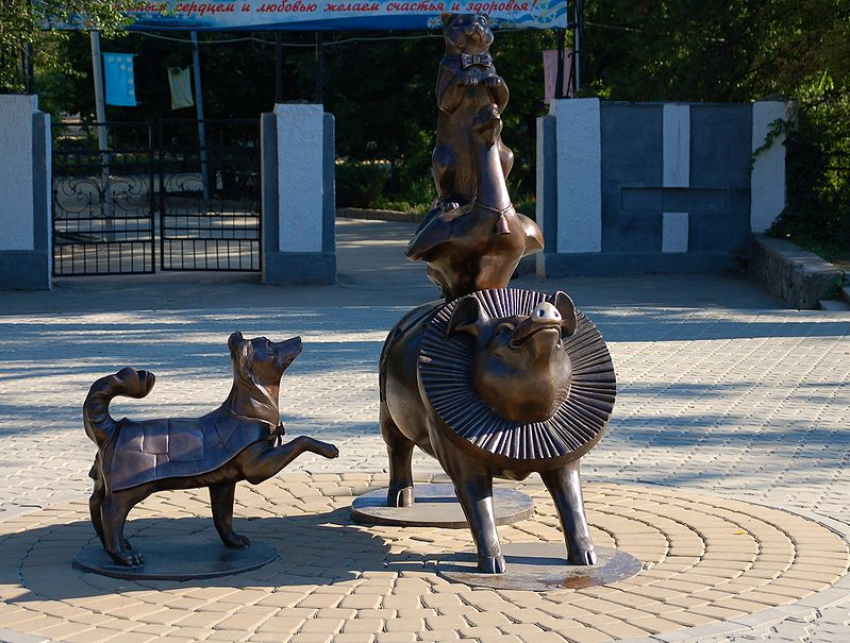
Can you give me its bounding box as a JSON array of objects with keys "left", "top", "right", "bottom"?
[
  {"left": 210, "top": 482, "right": 250, "bottom": 548},
  {"left": 241, "top": 437, "right": 338, "bottom": 485}
]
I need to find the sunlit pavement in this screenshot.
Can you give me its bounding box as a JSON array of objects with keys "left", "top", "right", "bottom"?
[{"left": 0, "top": 219, "right": 847, "bottom": 643}]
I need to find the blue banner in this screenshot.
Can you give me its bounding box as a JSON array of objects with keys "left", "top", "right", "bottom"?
[
  {"left": 124, "top": 1, "right": 567, "bottom": 31},
  {"left": 103, "top": 53, "right": 137, "bottom": 106}
]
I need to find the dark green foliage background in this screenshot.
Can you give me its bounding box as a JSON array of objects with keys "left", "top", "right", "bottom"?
[{"left": 10, "top": 1, "right": 850, "bottom": 256}]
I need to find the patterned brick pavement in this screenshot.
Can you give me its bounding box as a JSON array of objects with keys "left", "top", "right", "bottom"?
[
  {"left": 0, "top": 298, "right": 847, "bottom": 643},
  {"left": 0, "top": 216, "right": 848, "bottom": 643}
]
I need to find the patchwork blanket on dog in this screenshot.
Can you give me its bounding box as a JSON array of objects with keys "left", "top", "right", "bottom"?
[{"left": 106, "top": 413, "right": 275, "bottom": 491}]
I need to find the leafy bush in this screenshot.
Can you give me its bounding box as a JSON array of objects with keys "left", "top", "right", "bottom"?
[
  {"left": 335, "top": 160, "right": 391, "bottom": 208},
  {"left": 767, "top": 89, "right": 850, "bottom": 264}
]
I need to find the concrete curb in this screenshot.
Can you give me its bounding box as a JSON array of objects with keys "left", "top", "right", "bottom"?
[
  {"left": 336, "top": 207, "right": 425, "bottom": 224},
  {"left": 749, "top": 234, "right": 845, "bottom": 309}
]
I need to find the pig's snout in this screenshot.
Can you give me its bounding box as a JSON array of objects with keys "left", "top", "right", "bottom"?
[
  {"left": 532, "top": 302, "right": 561, "bottom": 323},
  {"left": 510, "top": 302, "right": 564, "bottom": 348}
]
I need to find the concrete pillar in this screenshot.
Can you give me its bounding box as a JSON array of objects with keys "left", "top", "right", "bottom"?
[
  {"left": 751, "top": 100, "right": 790, "bottom": 233},
  {"left": 661, "top": 104, "right": 691, "bottom": 253},
  {"left": 0, "top": 95, "right": 51, "bottom": 290},
  {"left": 536, "top": 98, "right": 602, "bottom": 277},
  {"left": 261, "top": 103, "right": 336, "bottom": 284}
]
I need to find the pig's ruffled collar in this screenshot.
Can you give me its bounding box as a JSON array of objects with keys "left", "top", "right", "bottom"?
[{"left": 419, "top": 288, "right": 616, "bottom": 463}]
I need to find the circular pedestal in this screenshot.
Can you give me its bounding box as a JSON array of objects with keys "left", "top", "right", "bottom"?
[
  {"left": 435, "top": 543, "right": 642, "bottom": 591},
  {"left": 351, "top": 484, "right": 533, "bottom": 528},
  {"left": 73, "top": 537, "right": 278, "bottom": 581}
]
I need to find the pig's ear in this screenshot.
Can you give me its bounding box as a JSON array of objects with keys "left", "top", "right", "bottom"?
[
  {"left": 550, "top": 291, "right": 578, "bottom": 336},
  {"left": 446, "top": 296, "right": 488, "bottom": 340}
]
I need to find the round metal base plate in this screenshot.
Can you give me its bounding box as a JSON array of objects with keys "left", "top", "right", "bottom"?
[
  {"left": 350, "top": 484, "right": 534, "bottom": 528},
  {"left": 435, "top": 543, "right": 642, "bottom": 591},
  {"left": 73, "top": 537, "right": 278, "bottom": 581}
]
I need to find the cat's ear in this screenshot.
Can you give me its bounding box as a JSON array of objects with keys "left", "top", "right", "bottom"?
[{"left": 441, "top": 13, "right": 454, "bottom": 28}]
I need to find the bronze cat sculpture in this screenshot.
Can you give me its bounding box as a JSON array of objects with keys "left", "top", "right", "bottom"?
[
  {"left": 84, "top": 332, "right": 339, "bottom": 567},
  {"left": 379, "top": 289, "right": 616, "bottom": 573},
  {"left": 410, "top": 104, "right": 542, "bottom": 301},
  {"left": 432, "top": 12, "right": 514, "bottom": 208}
]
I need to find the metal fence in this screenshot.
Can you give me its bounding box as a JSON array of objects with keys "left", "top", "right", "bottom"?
[{"left": 51, "top": 118, "right": 262, "bottom": 276}]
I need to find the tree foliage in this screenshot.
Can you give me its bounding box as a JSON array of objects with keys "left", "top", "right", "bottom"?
[
  {"left": 0, "top": 0, "right": 148, "bottom": 93},
  {"left": 5, "top": 1, "right": 848, "bottom": 235}
]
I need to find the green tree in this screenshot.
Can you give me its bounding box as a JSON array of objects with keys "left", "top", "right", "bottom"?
[
  {"left": 0, "top": 0, "right": 149, "bottom": 94},
  {"left": 583, "top": 0, "right": 849, "bottom": 102}
]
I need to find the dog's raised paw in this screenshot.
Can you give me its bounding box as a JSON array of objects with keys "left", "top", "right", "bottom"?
[{"left": 310, "top": 440, "right": 339, "bottom": 459}]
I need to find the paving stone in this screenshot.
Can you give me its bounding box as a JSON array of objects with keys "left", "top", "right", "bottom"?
[{"left": 0, "top": 291, "right": 848, "bottom": 643}]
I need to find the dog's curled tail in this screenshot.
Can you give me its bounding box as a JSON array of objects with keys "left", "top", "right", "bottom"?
[{"left": 83, "top": 367, "right": 156, "bottom": 447}]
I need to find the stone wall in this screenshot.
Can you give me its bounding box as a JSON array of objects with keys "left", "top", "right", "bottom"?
[
  {"left": 750, "top": 235, "right": 844, "bottom": 309},
  {"left": 537, "top": 99, "right": 792, "bottom": 277}
]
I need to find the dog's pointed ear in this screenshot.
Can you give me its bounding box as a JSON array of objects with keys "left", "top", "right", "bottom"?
[
  {"left": 441, "top": 13, "right": 454, "bottom": 28},
  {"left": 228, "top": 331, "right": 253, "bottom": 378},
  {"left": 228, "top": 331, "right": 244, "bottom": 355}
]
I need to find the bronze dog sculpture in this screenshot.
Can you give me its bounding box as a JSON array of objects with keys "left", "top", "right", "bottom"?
[
  {"left": 433, "top": 12, "right": 513, "bottom": 209},
  {"left": 410, "top": 104, "right": 542, "bottom": 301},
  {"left": 379, "top": 289, "right": 615, "bottom": 573},
  {"left": 84, "top": 332, "right": 338, "bottom": 567}
]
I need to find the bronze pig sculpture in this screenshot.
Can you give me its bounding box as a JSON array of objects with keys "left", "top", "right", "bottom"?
[
  {"left": 379, "top": 288, "right": 615, "bottom": 573},
  {"left": 84, "top": 332, "right": 338, "bottom": 567}
]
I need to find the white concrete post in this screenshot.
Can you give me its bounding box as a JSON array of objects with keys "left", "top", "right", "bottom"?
[
  {"left": 662, "top": 104, "right": 691, "bottom": 253},
  {"left": 549, "top": 98, "right": 603, "bottom": 254},
  {"left": 261, "top": 103, "right": 336, "bottom": 284},
  {"left": 751, "top": 101, "right": 791, "bottom": 233},
  {"left": 0, "top": 94, "right": 51, "bottom": 289}
]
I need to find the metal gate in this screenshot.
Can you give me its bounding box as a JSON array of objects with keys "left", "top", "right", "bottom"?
[
  {"left": 51, "top": 119, "right": 262, "bottom": 276},
  {"left": 158, "top": 119, "right": 261, "bottom": 271},
  {"left": 52, "top": 121, "right": 156, "bottom": 276}
]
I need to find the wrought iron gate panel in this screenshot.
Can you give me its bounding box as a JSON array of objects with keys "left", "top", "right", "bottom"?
[
  {"left": 158, "top": 119, "right": 261, "bottom": 272},
  {"left": 52, "top": 122, "right": 156, "bottom": 276}
]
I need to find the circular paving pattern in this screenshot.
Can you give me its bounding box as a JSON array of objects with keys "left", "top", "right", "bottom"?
[
  {"left": 350, "top": 484, "right": 534, "bottom": 528},
  {"left": 0, "top": 473, "right": 846, "bottom": 643},
  {"left": 435, "top": 544, "right": 643, "bottom": 592},
  {"left": 74, "top": 538, "right": 280, "bottom": 582}
]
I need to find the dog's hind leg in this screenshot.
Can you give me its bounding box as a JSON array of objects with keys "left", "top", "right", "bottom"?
[
  {"left": 210, "top": 482, "right": 249, "bottom": 548},
  {"left": 89, "top": 460, "right": 105, "bottom": 544},
  {"left": 100, "top": 491, "right": 144, "bottom": 567}
]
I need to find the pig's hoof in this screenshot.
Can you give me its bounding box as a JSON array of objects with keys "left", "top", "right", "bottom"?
[
  {"left": 568, "top": 545, "right": 597, "bottom": 566},
  {"left": 478, "top": 555, "right": 506, "bottom": 574},
  {"left": 387, "top": 487, "right": 414, "bottom": 508},
  {"left": 109, "top": 549, "right": 144, "bottom": 567}
]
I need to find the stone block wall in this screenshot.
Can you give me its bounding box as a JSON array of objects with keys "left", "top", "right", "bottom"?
[{"left": 537, "top": 99, "right": 791, "bottom": 277}]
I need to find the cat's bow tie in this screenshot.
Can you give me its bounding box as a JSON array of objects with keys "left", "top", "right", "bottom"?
[{"left": 461, "top": 52, "right": 493, "bottom": 68}]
